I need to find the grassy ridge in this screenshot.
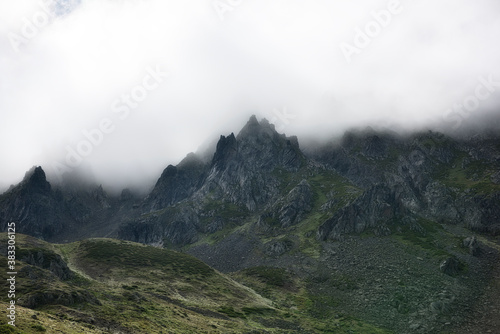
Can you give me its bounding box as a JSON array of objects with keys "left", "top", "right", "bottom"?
[
  {"left": 78, "top": 239, "right": 215, "bottom": 277},
  {"left": 0, "top": 234, "right": 393, "bottom": 333}
]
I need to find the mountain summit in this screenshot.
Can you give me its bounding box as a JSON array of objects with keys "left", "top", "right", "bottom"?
[
  {"left": 146, "top": 115, "right": 304, "bottom": 213},
  {"left": 2, "top": 116, "right": 500, "bottom": 243},
  {"left": 22, "top": 166, "right": 52, "bottom": 193},
  {"left": 1, "top": 116, "right": 500, "bottom": 333}
]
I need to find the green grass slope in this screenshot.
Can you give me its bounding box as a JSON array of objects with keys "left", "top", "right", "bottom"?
[
  {"left": 0, "top": 233, "right": 392, "bottom": 333},
  {"left": 0, "top": 234, "right": 271, "bottom": 333}
]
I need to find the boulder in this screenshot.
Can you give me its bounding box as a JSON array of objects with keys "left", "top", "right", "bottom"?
[
  {"left": 462, "top": 236, "right": 480, "bottom": 256},
  {"left": 440, "top": 257, "right": 462, "bottom": 276}
]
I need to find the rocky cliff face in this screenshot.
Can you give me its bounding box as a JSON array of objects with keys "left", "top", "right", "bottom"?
[
  {"left": 2, "top": 117, "right": 499, "bottom": 246},
  {"left": 200, "top": 115, "right": 304, "bottom": 210},
  {"left": 145, "top": 153, "right": 208, "bottom": 211},
  {"left": 0, "top": 167, "right": 140, "bottom": 241},
  {"left": 315, "top": 130, "right": 500, "bottom": 240},
  {"left": 117, "top": 116, "right": 307, "bottom": 246},
  {"left": 2, "top": 116, "right": 500, "bottom": 333},
  {"left": 0, "top": 167, "right": 65, "bottom": 239}
]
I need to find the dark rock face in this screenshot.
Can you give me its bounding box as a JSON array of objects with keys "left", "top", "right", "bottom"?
[
  {"left": 145, "top": 153, "right": 208, "bottom": 211},
  {"left": 0, "top": 166, "right": 64, "bottom": 239},
  {"left": 0, "top": 166, "right": 141, "bottom": 242},
  {"left": 26, "top": 166, "right": 52, "bottom": 193},
  {"left": 19, "top": 286, "right": 100, "bottom": 309},
  {"left": 473, "top": 193, "right": 500, "bottom": 235},
  {"left": 264, "top": 238, "right": 294, "bottom": 257},
  {"left": 440, "top": 257, "right": 463, "bottom": 276},
  {"left": 277, "top": 180, "right": 314, "bottom": 228},
  {"left": 318, "top": 184, "right": 409, "bottom": 240},
  {"left": 212, "top": 133, "right": 238, "bottom": 170},
  {"left": 200, "top": 116, "right": 304, "bottom": 211},
  {"left": 491, "top": 171, "right": 500, "bottom": 184},
  {"left": 463, "top": 236, "right": 480, "bottom": 256},
  {"left": 118, "top": 116, "right": 307, "bottom": 246},
  {"left": 19, "top": 249, "right": 74, "bottom": 280},
  {"left": 1, "top": 116, "right": 500, "bottom": 251},
  {"left": 257, "top": 180, "right": 314, "bottom": 230},
  {"left": 119, "top": 214, "right": 199, "bottom": 247},
  {"left": 316, "top": 130, "right": 500, "bottom": 239},
  {"left": 314, "top": 130, "right": 398, "bottom": 188}
]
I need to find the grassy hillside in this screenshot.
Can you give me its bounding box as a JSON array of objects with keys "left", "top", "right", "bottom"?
[{"left": 0, "top": 233, "right": 391, "bottom": 333}]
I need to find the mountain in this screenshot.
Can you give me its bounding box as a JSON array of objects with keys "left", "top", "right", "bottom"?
[
  {"left": 1, "top": 116, "right": 500, "bottom": 333},
  {"left": 0, "top": 167, "right": 142, "bottom": 242}
]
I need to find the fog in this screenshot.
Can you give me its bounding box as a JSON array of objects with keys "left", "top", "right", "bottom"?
[{"left": 1, "top": 0, "right": 500, "bottom": 193}]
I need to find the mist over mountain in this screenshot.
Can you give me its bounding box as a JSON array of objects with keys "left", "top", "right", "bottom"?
[
  {"left": 2, "top": 0, "right": 500, "bottom": 195},
  {"left": 2, "top": 1, "right": 500, "bottom": 333},
  {"left": 1, "top": 115, "right": 500, "bottom": 333},
  {"left": 2, "top": 110, "right": 498, "bottom": 197},
  {"left": 4, "top": 113, "right": 500, "bottom": 243}
]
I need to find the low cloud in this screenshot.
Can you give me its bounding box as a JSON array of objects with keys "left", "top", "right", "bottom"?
[{"left": 1, "top": 0, "right": 500, "bottom": 192}]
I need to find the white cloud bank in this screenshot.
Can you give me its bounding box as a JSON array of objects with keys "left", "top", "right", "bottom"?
[{"left": 1, "top": 0, "right": 500, "bottom": 191}]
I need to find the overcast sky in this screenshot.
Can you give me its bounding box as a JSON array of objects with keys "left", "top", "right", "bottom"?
[{"left": 1, "top": 0, "right": 500, "bottom": 192}]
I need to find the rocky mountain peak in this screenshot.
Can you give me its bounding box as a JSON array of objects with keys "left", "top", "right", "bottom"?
[
  {"left": 22, "top": 166, "right": 51, "bottom": 193},
  {"left": 236, "top": 115, "right": 277, "bottom": 141},
  {"left": 229, "top": 116, "right": 303, "bottom": 170},
  {"left": 212, "top": 133, "right": 237, "bottom": 169}
]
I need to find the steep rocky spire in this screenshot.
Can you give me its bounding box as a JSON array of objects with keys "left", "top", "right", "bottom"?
[{"left": 23, "top": 166, "right": 51, "bottom": 193}]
